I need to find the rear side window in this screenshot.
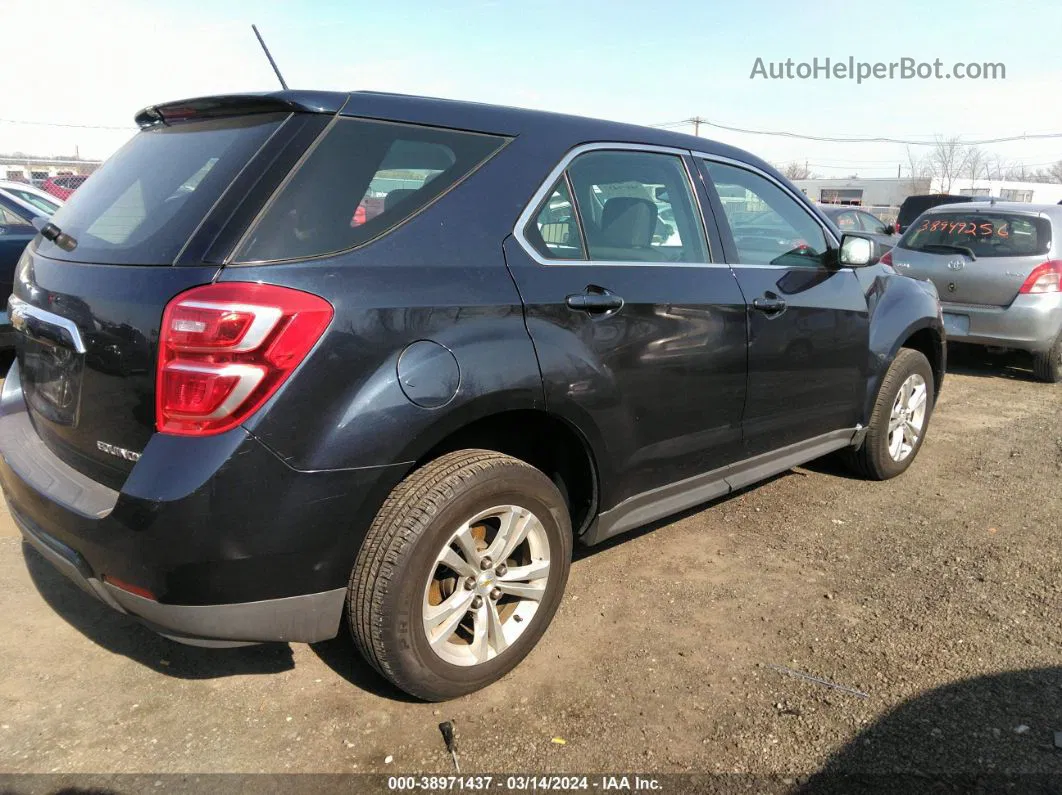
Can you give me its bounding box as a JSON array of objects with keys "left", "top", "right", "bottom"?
[
  {"left": 899, "top": 213, "right": 1051, "bottom": 258},
  {"left": 36, "top": 114, "right": 285, "bottom": 265},
  {"left": 235, "top": 118, "right": 507, "bottom": 263},
  {"left": 527, "top": 178, "right": 585, "bottom": 260},
  {"left": 565, "top": 150, "right": 708, "bottom": 263}
]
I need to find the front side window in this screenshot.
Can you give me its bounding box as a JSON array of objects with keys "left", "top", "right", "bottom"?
[
  {"left": 526, "top": 177, "right": 585, "bottom": 260},
  {"left": 705, "top": 161, "right": 829, "bottom": 268},
  {"left": 564, "top": 150, "right": 708, "bottom": 263},
  {"left": 236, "top": 118, "right": 507, "bottom": 263}
]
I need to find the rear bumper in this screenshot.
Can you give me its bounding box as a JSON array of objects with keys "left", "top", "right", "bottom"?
[
  {"left": 941, "top": 294, "right": 1062, "bottom": 352},
  {"left": 14, "top": 504, "right": 346, "bottom": 646},
  {"left": 0, "top": 363, "right": 408, "bottom": 646}
]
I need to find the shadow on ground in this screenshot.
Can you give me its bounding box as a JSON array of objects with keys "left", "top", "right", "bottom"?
[
  {"left": 944, "top": 342, "right": 1040, "bottom": 383},
  {"left": 22, "top": 544, "right": 294, "bottom": 679},
  {"left": 309, "top": 624, "right": 421, "bottom": 703},
  {"left": 796, "top": 666, "right": 1062, "bottom": 793}
]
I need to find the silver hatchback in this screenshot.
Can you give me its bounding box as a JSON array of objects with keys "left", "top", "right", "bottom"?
[{"left": 886, "top": 202, "right": 1062, "bottom": 382}]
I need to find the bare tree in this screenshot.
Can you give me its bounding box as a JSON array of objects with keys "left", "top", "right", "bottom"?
[
  {"left": 984, "top": 154, "right": 1010, "bottom": 181},
  {"left": 904, "top": 146, "right": 932, "bottom": 193},
  {"left": 964, "top": 147, "right": 989, "bottom": 185},
  {"left": 779, "top": 161, "right": 816, "bottom": 180},
  {"left": 1012, "top": 162, "right": 1062, "bottom": 184},
  {"left": 927, "top": 136, "right": 973, "bottom": 193},
  {"left": 1004, "top": 163, "right": 1031, "bottom": 181}
]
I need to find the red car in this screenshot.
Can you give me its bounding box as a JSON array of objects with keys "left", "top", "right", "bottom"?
[{"left": 41, "top": 174, "right": 88, "bottom": 201}]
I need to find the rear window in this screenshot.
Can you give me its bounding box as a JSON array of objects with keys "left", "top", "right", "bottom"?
[
  {"left": 899, "top": 212, "right": 1051, "bottom": 258},
  {"left": 234, "top": 118, "right": 507, "bottom": 263},
  {"left": 36, "top": 114, "right": 285, "bottom": 265}
]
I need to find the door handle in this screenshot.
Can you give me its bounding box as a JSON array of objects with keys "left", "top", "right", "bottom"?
[
  {"left": 752, "top": 296, "right": 787, "bottom": 316},
  {"left": 566, "top": 290, "right": 624, "bottom": 314}
]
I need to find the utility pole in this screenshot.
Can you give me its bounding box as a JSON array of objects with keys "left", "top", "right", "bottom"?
[
  {"left": 897, "top": 163, "right": 901, "bottom": 178},
  {"left": 685, "top": 116, "right": 706, "bottom": 136}
]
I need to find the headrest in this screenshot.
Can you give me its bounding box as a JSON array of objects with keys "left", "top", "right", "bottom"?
[
  {"left": 600, "top": 197, "right": 657, "bottom": 248},
  {"left": 385, "top": 188, "right": 418, "bottom": 211}
]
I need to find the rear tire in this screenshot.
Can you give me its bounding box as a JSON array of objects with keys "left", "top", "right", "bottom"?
[
  {"left": 1032, "top": 334, "right": 1062, "bottom": 383},
  {"left": 348, "top": 450, "right": 572, "bottom": 701},
  {"left": 843, "top": 348, "right": 935, "bottom": 481}
]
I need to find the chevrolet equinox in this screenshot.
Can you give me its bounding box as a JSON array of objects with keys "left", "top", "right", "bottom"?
[{"left": 0, "top": 91, "right": 945, "bottom": 700}]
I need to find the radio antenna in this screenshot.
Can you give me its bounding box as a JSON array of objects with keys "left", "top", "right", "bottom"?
[{"left": 251, "top": 24, "right": 289, "bottom": 90}]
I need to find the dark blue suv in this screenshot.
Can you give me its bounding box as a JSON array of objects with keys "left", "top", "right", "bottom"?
[{"left": 0, "top": 91, "right": 944, "bottom": 700}]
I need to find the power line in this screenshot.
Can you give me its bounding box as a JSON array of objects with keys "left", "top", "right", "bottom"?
[
  {"left": 0, "top": 118, "right": 131, "bottom": 131},
  {"left": 650, "top": 117, "right": 1062, "bottom": 146}
]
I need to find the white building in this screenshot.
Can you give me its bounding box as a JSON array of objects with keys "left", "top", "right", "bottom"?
[
  {"left": 793, "top": 176, "right": 1062, "bottom": 207},
  {"left": 0, "top": 154, "right": 101, "bottom": 184}
]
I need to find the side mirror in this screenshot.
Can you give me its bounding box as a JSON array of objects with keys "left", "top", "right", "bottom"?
[
  {"left": 884, "top": 224, "right": 897, "bottom": 235},
  {"left": 839, "top": 234, "right": 874, "bottom": 267}
]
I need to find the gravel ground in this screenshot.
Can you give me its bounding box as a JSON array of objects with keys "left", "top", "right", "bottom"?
[{"left": 1, "top": 345, "right": 1060, "bottom": 791}]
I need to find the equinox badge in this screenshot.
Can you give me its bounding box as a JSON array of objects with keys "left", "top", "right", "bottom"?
[{"left": 97, "top": 441, "right": 141, "bottom": 462}]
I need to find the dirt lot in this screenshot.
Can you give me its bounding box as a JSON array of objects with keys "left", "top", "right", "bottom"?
[{"left": 1, "top": 346, "right": 1061, "bottom": 789}]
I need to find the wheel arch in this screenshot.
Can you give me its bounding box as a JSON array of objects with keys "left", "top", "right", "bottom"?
[
  {"left": 900, "top": 325, "right": 946, "bottom": 395},
  {"left": 407, "top": 408, "right": 600, "bottom": 538},
  {"left": 863, "top": 318, "right": 945, "bottom": 425}
]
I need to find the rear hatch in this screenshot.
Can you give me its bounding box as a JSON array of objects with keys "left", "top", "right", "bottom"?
[
  {"left": 891, "top": 208, "right": 1054, "bottom": 307},
  {"left": 9, "top": 102, "right": 329, "bottom": 489}
]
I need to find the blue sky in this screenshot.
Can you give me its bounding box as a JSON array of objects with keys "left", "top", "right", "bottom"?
[{"left": 3, "top": 0, "right": 1061, "bottom": 177}]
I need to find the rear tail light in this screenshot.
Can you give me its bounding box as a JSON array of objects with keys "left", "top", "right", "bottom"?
[
  {"left": 1018, "top": 261, "right": 1062, "bottom": 295},
  {"left": 157, "top": 283, "right": 333, "bottom": 436},
  {"left": 879, "top": 249, "right": 894, "bottom": 267}
]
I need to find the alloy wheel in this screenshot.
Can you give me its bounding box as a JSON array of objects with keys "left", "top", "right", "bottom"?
[
  {"left": 422, "top": 505, "right": 551, "bottom": 667},
  {"left": 887, "top": 373, "right": 928, "bottom": 462}
]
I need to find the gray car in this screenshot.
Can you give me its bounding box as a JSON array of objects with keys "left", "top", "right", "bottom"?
[{"left": 886, "top": 201, "right": 1062, "bottom": 382}]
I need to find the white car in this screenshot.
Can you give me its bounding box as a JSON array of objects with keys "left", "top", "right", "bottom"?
[{"left": 0, "top": 180, "right": 63, "bottom": 220}]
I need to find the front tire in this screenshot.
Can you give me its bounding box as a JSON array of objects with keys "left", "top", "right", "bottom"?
[
  {"left": 1032, "top": 333, "right": 1062, "bottom": 383},
  {"left": 844, "top": 348, "right": 935, "bottom": 480},
  {"left": 348, "top": 450, "right": 572, "bottom": 701}
]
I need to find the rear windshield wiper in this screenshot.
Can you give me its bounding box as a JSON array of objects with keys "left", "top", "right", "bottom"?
[
  {"left": 912, "top": 243, "right": 977, "bottom": 260},
  {"left": 31, "top": 217, "right": 78, "bottom": 252}
]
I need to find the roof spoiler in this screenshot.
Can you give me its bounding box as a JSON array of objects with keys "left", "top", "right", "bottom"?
[{"left": 134, "top": 91, "right": 347, "bottom": 128}]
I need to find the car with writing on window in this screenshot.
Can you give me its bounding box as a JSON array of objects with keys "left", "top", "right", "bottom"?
[
  {"left": 885, "top": 202, "right": 1062, "bottom": 382},
  {"left": 0, "top": 90, "right": 943, "bottom": 700}
]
